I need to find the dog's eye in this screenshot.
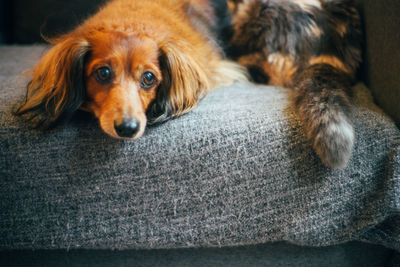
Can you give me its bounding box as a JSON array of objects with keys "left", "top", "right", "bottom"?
[
  {"left": 95, "top": 66, "right": 113, "bottom": 84},
  {"left": 140, "top": 71, "right": 157, "bottom": 89}
]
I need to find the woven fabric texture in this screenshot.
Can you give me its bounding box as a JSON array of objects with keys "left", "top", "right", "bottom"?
[{"left": 1, "top": 46, "right": 399, "bottom": 251}]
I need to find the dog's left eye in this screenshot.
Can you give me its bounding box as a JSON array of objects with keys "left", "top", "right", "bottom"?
[{"left": 140, "top": 71, "right": 157, "bottom": 89}]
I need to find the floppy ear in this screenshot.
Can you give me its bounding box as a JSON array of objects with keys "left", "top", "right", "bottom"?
[
  {"left": 15, "top": 36, "right": 90, "bottom": 128},
  {"left": 146, "top": 42, "right": 211, "bottom": 124}
]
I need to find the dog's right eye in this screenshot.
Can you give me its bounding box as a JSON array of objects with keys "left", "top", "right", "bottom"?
[{"left": 95, "top": 66, "right": 113, "bottom": 84}]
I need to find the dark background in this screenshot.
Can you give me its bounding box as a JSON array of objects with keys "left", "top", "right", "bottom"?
[{"left": 0, "top": 0, "right": 108, "bottom": 44}]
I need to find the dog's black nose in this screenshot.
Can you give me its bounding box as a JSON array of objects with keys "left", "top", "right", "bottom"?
[{"left": 114, "top": 118, "right": 140, "bottom": 138}]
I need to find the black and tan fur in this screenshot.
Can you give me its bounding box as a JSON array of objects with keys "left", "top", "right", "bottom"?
[{"left": 223, "top": 0, "right": 362, "bottom": 168}]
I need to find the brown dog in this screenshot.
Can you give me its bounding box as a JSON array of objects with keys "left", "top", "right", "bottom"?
[{"left": 16, "top": 0, "right": 246, "bottom": 139}]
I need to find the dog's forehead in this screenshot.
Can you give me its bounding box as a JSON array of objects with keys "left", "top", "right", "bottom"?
[{"left": 90, "top": 32, "right": 159, "bottom": 61}]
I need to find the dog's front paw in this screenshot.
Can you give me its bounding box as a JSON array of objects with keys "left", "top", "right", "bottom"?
[{"left": 310, "top": 115, "right": 354, "bottom": 169}]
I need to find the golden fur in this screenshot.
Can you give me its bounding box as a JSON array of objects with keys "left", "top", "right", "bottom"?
[{"left": 16, "top": 0, "right": 246, "bottom": 139}]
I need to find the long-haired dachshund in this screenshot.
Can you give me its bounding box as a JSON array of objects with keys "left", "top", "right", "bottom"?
[
  {"left": 17, "top": 0, "right": 362, "bottom": 169},
  {"left": 16, "top": 0, "right": 246, "bottom": 139}
]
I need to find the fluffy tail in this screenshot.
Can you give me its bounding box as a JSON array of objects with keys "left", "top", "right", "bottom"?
[{"left": 291, "top": 64, "right": 355, "bottom": 169}]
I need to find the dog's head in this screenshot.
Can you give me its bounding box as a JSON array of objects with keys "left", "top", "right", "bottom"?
[
  {"left": 83, "top": 32, "right": 161, "bottom": 139},
  {"left": 16, "top": 30, "right": 210, "bottom": 139}
]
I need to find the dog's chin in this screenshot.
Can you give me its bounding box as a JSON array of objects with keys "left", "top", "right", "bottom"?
[{"left": 105, "top": 128, "right": 146, "bottom": 140}]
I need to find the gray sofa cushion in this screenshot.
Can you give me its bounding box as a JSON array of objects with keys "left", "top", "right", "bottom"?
[{"left": 1, "top": 46, "right": 399, "bottom": 251}]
